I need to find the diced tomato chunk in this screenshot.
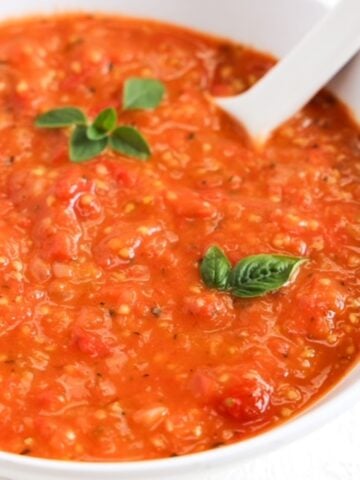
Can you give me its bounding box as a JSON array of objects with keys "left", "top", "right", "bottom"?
[
  {"left": 75, "top": 194, "right": 102, "bottom": 219},
  {"left": 40, "top": 231, "right": 78, "bottom": 262},
  {"left": 7, "top": 170, "right": 49, "bottom": 207},
  {"left": 72, "top": 327, "right": 112, "bottom": 358},
  {"left": 165, "top": 190, "right": 217, "bottom": 218},
  {"left": 282, "top": 276, "right": 347, "bottom": 340},
  {"left": 104, "top": 161, "right": 138, "bottom": 187},
  {"left": 189, "top": 368, "right": 220, "bottom": 400},
  {"left": 54, "top": 166, "right": 91, "bottom": 200},
  {"left": 190, "top": 365, "right": 273, "bottom": 422},
  {"left": 33, "top": 207, "right": 81, "bottom": 262},
  {"left": 211, "top": 84, "right": 234, "bottom": 96},
  {"left": 218, "top": 373, "right": 272, "bottom": 422},
  {"left": 183, "top": 292, "right": 234, "bottom": 329},
  {"left": 36, "top": 387, "right": 65, "bottom": 412},
  {"left": 96, "top": 285, "right": 138, "bottom": 308},
  {"left": 71, "top": 307, "right": 115, "bottom": 358},
  {"left": 184, "top": 293, "right": 230, "bottom": 318},
  {"left": 93, "top": 225, "right": 142, "bottom": 269},
  {"left": 28, "top": 255, "right": 52, "bottom": 283}
]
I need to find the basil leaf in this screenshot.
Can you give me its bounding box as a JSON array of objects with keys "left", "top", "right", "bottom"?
[
  {"left": 228, "top": 254, "right": 307, "bottom": 298},
  {"left": 110, "top": 126, "right": 151, "bottom": 160},
  {"left": 70, "top": 125, "right": 108, "bottom": 163},
  {"left": 87, "top": 107, "right": 117, "bottom": 140},
  {"left": 200, "top": 246, "right": 232, "bottom": 290},
  {"left": 123, "top": 78, "right": 165, "bottom": 110},
  {"left": 36, "top": 107, "right": 87, "bottom": 128}
]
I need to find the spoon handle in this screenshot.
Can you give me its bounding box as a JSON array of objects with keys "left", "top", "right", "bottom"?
[{"left": 218, "top": 0, "right": 360, "bottom": 143}]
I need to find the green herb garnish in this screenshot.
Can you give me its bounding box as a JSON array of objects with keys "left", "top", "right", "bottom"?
[
  {"left": 200, "top": 246, "right": 232, "bottom": 291},
  {"left": 200, "top": 247, "right": 307, "bottom": 298},
  {"left": 87, "top": 107, "right": 117, "bottom": 141},
  {"left": 110, "top": 126, "right": 151, "bottom": 161},
  {"left": 35, "top": 107, "right": 86, "bottom": 128},
  {"left": 123, "top": 78, "right": 165, "bottom": 110},
  {"left": 35, "top": 78, "right": 166, "bottom": 163},
  {"left": 70, "top": 126, "right": 108, "bottom": 163}
]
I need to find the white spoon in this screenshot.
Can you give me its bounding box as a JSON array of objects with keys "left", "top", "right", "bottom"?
[{"left": 217, "top": 0, "right": 360, "bottom": 145}]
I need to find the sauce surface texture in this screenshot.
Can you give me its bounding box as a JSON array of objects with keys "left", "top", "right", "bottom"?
[{"left": 0, "top": 14, "right": 359, "bottom": 461}]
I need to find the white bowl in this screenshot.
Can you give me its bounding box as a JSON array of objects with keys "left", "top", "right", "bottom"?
[{"left": 0, "top": 1, "right": 359, "bottom": 479}]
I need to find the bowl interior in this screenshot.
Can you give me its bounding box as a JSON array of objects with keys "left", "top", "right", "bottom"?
[{"left": 0, "top": 1, "right": 358, "bottom": 479}]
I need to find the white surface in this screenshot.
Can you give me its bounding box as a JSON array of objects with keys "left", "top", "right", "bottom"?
[
  {"left": 0, "top": 0, "right": 358, "bottom": 479},
  {"left": 218, "top": 0, "right": 360, "bottom": 141},
  {"left": 197, "top": 403, "right": 360, "bottom": 480}
]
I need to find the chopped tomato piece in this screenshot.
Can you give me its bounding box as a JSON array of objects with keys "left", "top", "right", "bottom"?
[
  {"left": 183, "top": 292, "right": 234, "bottom": 329},
  {"left": 218, "top": 375, "right": 272, "bottom": 421},
  {"left": 165, "top": 190, "right": 217, "bottom": 218},
  {"left": 282, "top": 276, "right": 347, "bottom": 340},
  {"left": 71, "top": 307, "right": 115, "bottom": 358},
  {"left": 190, "top": 365, "right": 273, "bottom": 422}
]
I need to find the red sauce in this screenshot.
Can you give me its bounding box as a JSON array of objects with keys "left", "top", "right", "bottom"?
[{"left": 0, "top": 14, "right": 358, "bottom": 461}]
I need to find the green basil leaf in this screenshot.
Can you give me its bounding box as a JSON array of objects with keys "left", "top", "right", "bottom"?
[
  {"left": 200, "top": 246, "right": 231, "bottom": 290},
  {"left": 70, "top": 125, "right": 108, "bottom": 163},
  {"left": 87, "top": 107, "right": 118, "bottom": 140},
  {"left": 110, "top": 126, "right": 151, "bottom": 160},
  {"left": 123, "top": 78, "right": 165, "bottom": 110},
  {"left": 228, "top": 254, "right": 307, "bottom": 298},
  {"left": 36, "top": 107, "right": 87, "bottom": 128},
  {"left": 200, "top": 246, "right": 232, "bottom": 290}
]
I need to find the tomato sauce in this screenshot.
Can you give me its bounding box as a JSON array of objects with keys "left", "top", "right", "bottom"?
[{"left": 0, "top": 14, "right": 358, "bottom": 461}]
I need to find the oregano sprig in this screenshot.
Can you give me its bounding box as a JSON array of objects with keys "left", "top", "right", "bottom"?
[
  {"left": 87, "top": 107, "right": 118, "bottom": 141},
  {"left": 35, "top": 107, "right": 87, "bottom": 128},
  {"left": 200, "top": 246, "right": 307, "bottom": 298},
  {"left": 123, "top": 78, "right": 165, "bottom": 110},
  {"left": 35, "top": 78, "right": 166, "bottom": 163}
]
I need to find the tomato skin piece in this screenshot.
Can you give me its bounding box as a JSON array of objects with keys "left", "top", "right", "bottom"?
[
  {"left": 36, "top": 387, "right": 65, "bottom": 413},
  {"left": 211, "top": 84, "right": 234, "bottom": 96},
  {"left": 37, "top": 229, "right": 78, "bottom": 262},
  {"left": 184, "top": 293, "right": 232, "bottom": 315},
  {"left": 28, "top": 255, "right": 52, "bottom": 283},
  {"left": 189, "top": 368, "right": 220, "bottom": 401},
  {"left": 183, "top": 292, "right": 234, "bottom": 330},
  {"left": 54, "top": 166, "right": 91, "bottom": 201},
  {"left": 95, "top": 285, "right": 138, "bottom": 308},
  {"left": 104, "top": 161, "right": 138, "bottom": 188},
  {"left": 282, "top": 276, "right": 347, "bottom": 340},
  {"left": 72, "top": 326, "right": 113, "bottom": 358},
  {"left": 165, "top": 189, "right": 217, "bottom": 219},
  {"left": 93, "top": 230, "right": 142, "bottom": 269},
  {"left": 71, "top": 306, "right": 116, "bottom": 358},
  {"left": 217, "top": 378, "right": 272, "bottom": 422},
  {"left": 75, "top": 194, "right": 102, "bottom": 219},
  {"left": 33, "top": 207, "right": 82, "bottom": 262},
  {"left": 190, "top": 365, "right": 273, "bottom": 422},
  {"left": 7, "top": 170, "right": 49, "bottom": 207}
]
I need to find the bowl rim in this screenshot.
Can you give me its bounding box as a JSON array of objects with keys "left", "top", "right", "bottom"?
[{"left": 0, "top": 364, "right": 359, "bottom": 477}]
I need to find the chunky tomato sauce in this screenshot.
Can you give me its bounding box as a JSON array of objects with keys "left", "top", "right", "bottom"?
[{"left": 0, "top": 14, "right": 358, "bottom": 461}]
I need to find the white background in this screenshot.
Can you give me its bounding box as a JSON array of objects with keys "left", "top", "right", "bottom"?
[{"left": 207, "top": 402, "right": 360, "bottom": 480}]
